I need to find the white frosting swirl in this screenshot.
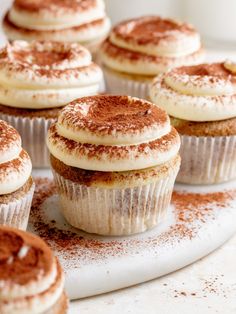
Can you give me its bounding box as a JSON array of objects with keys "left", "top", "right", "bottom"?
[
  {"left": 0, "top": 120, "right": 32, "bottom": 195},
  {"left": 3, "top": 0, "right": 111, "bottom": 47},
  {"left": 47, "top": 95, "right": 180, "bottom": 171},
  {"left": 0, "top": 41, "right": 103, "bottom": 109},
  {"left": 150, "top": 62, "right": 236, "bottom": 122},
  {"left": 101, "top": 16, "right": 204, "bottom": 75}
]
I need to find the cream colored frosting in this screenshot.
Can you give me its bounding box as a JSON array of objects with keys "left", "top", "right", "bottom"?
[
  {"left": 47, "top": 95, "right": 180, "bottom": 171},
  {"left": 0, "top": 41, "right": 103, "bottom": 109},
  {"left": 150, "top": 62, "right": 236, "bottom": 122},
  {"left": 0, "top": 120, "right": 32, "bottom": 195},
  {"left": 4, "top": 0, "right": 111, "bottom": 46},
  {"left": 0, "top": 259, "right": 64, "bottom": 314},
  {"left": 9, "top": 0, "right": 106, "bottom": 31},
  {"left": 101, "top": 16, "right": 204, "bottom": 75}
]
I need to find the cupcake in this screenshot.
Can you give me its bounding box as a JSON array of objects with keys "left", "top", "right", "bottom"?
[
  {"left": 100, "top": 16, "right": 204, "bottom": 99},
  {"left": 0, "top": 40, "right": 103, "bottom": 167},
  {"left": 0, "top": 120, "right": 34, "bottom": 230},
  {"left": 0, "top": 226, "right": 68, "bottom": 314},
  {"left": 150, "top": 61, "right": 236, "bottom": 184},
  {"left": 3, "top": 0, "right": 111, "bottom": 55},
  {"left": 47, "top": 95, "right": 180, "bottom": 236}
]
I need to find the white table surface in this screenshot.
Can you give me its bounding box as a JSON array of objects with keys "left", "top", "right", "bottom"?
[{"left": 1, "top": 1, "right": 236, "bottom": 312}]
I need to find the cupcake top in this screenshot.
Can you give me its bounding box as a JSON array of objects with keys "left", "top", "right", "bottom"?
[
  {"left": 0, "top": 120, "right": 32, "bottom": 195},
  {"left": 47, "top": 95, "right": 180, "bottom": 171},
  {"left": 101, "top": 16, "right": 204, "bottom": 75},
  {"left": 0, "top": 226, "right": 65, "bottom": 314},
  {"left": 0, "top": 40, "right": 103, "bottom": 109},
  {"left": 3, "top": 0, "right": 110, "bottom": 48},
  {"left": 150, "top": 61, "right": 236, "bottom": 122}
]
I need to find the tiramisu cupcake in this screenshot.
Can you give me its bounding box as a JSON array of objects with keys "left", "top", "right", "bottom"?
[
  {"left": 47, "top": 95, "right": 180, "bottom": 236},
  {"left": 0, "top": 120, "right": 34, "bottom": 230},
  {"left": 100, "top": 16, "right": 204, "bottom": 99},
  {"left": 3, "top": 0, "right": 111, "bottom": 55},
  {"left": 150, "top": 61, "right": 236, "bottom": 184},
  {"left": 0, "top": 226, "right": 68, "bottom": 314},
  {"left": 0, "top": 40, "right": 103, "bottom": 167}
]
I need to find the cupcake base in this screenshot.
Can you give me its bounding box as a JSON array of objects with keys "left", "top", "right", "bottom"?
[
  {"left": 51, "top": 155, "right": 180, "bottom": 236},
  {"left": 177, "top": 135, "right": 236, "bottom": 184},
  {"left": 103, "top": 66, "right": 153, "bottom": 99},
  {"left": 0, "top": 177, "right": 35, "bottom": 230}
]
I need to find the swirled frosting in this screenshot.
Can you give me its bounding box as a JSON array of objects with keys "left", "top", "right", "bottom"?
[
  {"left": 150, "top": 62, "right": 236, "bottom": 122},
  {"left": 0, "top": 120, "right": 32, "bottom": 195},
  {"left": 101, "top": 16, "right": 204, "bottom": 75},
  {"left": 3, "top": 0, "right": 111, "bottom": 48},
  {"left": 0, "top": 226, "right": 65, "bottom": 314},
  {"left": 47, "top": 95, "right": 180, "bottom": 171},
  {"left": 0, "top": 40, "right": 103, "bottom": 109}
]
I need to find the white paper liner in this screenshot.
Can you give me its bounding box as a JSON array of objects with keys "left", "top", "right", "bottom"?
[
  {"left": 177, "top": 134, "right": 236, "bottom": 184},
  {"left": 0, "top": 183, "right": 35, "bottom": 230},
  {"left": 0, "top": 113, "right": 55, "bottom": 168},
  {"left": 103, "top": 67, "right": 151, "bottom": 99},
  {"left": 52, "top": 167, "right": 179, "bottom": 236}
]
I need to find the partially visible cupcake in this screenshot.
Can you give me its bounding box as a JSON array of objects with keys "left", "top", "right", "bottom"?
[
  {"left": 47, "top": 95, "right": 180, "bottom": 236},
  {"left": 100, "top": 16, "right": 204, "bottom": 99},
  {"left": 0, "top": 120, "right": 34, "bottom": 230},
  {"left": 0, "top": 226, "right": 68, "bottom": 314},
  {"left": 150, "top": 61, "right": 236, "bottom": 184},
  {"left": 0, "top": 40, "right": 103, "bottom": 167},
  {"left": 3, "top": 0, "right": 111, "bottom": 55}
]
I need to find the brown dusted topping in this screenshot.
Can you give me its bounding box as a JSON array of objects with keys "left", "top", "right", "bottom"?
[
  {"left": 49, "top": 124, "right": 179, "bottom": 160},
  {"left": 112, "top": 16, "right": 197, "bottom": 45},
  {"left": 14, "top": 0, "right": 98, "bottom": 13},
  {"left": 0, "top": 226, "right": 53, "bottom": 285},
  {"left": 172, "top": 62, "right": 235, "bottom": 82},
  {"left": 102, "top": 39, "right": 203, "bottom": 65},
  {"left": 59, "top": 95, "right": 168, "bottom": 135},
  {"left": 0, "top": 119, "right": 20, "bottom": 154},
  {"left": 29, "top": 178, "right": 236, "bottom": 265},
  {"left": 4, "top": 12, "right": 106, "bottom": 35}
]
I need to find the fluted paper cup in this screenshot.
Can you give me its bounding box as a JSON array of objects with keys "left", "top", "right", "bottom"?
[
  {"left": 0, "top": 113, "right": 55, "bottom": 168},
  {"left": 103, "top": 67, "right": 152, "bottom": 99},
  {"left": 177, "top": 135, "right": 236, "bottom": 184},
  {"left": 0, "top": 183, "right": 35, "bottom": 230},
  {"left": 52, "top": 166, "right": 179, "bottom": 236}
]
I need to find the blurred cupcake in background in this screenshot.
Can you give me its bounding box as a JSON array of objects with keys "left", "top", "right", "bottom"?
[
  {"left": 150, "top": 61, "right": 236, "bottom": 184},
  {"left": 0, "top": 120, "right": 34, "bottom": 230},
  {"left": 3, "top": 0, "right": 111, "bottom": 55},
  {"left": 100, "top": 16, "right": 204, "bottom": 99},
  {"left": 0, "top": 40, "right": 103, "bottom": 167}
]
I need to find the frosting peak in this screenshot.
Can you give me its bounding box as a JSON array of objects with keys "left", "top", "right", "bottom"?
[
  {"left": 150, "top": 62, "right": 236, "bottom": 122},
  {"left": 0, "top": 120, "right": 32, "bottom": 195},
  {"left": 0, "top": 40, "right": 103, "bottom": 109},
  {"left": 47, "top": 95, "right": 180, "bottom": 171},
  {"left": 101, "top": 16, "right": 204, "bottom": 75},
  {"left": 0, "top": 226, "right": 65, "bottom": 314}
]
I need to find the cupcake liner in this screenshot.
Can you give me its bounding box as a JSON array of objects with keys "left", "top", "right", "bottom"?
[
  {"left": 103, "top": 67, "right": 152, "bottom": 99},
  {"left": 52, "top": 167, "right": 178, "bottom": 236},
  {"left": 177, "top": 134, "right": 236, "bottom": 184},
  {"left": 0, "top": 113, "right": 55, "bottom": 168},
  {"left": 0, "top": 183, "right": 35, "bottom": 230}
]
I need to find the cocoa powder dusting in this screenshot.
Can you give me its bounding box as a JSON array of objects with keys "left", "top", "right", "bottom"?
[
  {"left": 14, "top": 0, "right": 97, "bottom": 13},
  {"left": 30, "top": 178, "right": 236, "bottom": 267}
]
